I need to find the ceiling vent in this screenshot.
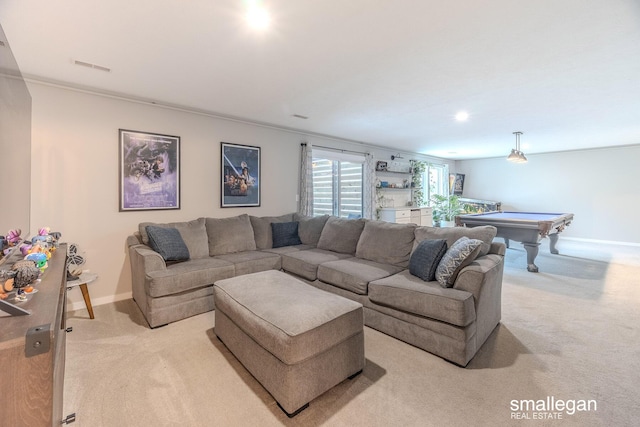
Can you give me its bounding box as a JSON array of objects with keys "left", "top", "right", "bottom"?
[
  {"left": 74, "top": 60, "right": 111, "bottom": 73},
  {"left": 292, "top": 114, "right": 309, "bottom": 119}
]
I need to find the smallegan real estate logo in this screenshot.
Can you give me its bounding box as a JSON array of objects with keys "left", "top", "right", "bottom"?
[{"left": 510, "top": 396, "right": 597, "bottom": 420}]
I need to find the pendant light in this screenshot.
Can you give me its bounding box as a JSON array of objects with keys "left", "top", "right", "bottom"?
[{"left": 507, "top": 131, "right": 528, "bottom": 163}]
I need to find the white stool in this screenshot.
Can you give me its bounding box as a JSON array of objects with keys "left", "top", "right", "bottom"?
[{"left": 66, "top": 272, "right": 98, "bottom": 319}]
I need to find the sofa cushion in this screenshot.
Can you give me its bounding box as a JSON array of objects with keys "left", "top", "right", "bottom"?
[
  {"left": 271, "top": 222, "right": 302, "bottom": 248},
  {"left": 369, "top": 270, "right": 476, "bottom": 327},
  {"left": 409, "top": 239, "right": 448, "bottom": 281},
  {"left": 261, "top": 244, "right": 313, "bottom": 255},
  {"left": 293, "top": 213, "right": 330, "bottom": 245},
  {"left": 316, "top": 217, "right": 366, "bottom": 254},
  {"left": 356, "top": 220, "right": 416, "bottom": 268},
  {"left": 281, "top": 248, "right": 353, "bottom": 281},
  {"left": 214, "top": 251, "right": 281, "bottom": 276},
  {"left": 145, "top": 226, "right": 190, "bottom": 262},
  {"left": 249, "top": 214, "right": 294, "bottom": 249},
  {"left": 317, "top": 258, "right": 404, "bottom": 295},
  {"left": 139, "top": 218, "right": 209, "bottom": 259},
  {"left": 436, "top": 237, "right": 483, "bottom": 288},
  {"left": 414, "top": 225, "right": 497, "bottom": 257},
  {"left": 206, "top": 214, "right": 256, "bottom": 256},
  {"left": 146, "top": 258, "right": 236, "bottom": 298}
]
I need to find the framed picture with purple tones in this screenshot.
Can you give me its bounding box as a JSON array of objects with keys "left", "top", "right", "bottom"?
[
  {"left": 221, "top": 142, "right": 261, "bottom": 208},
  {"left": 119, "top": 129, "right": 180, "bottom": 211}
]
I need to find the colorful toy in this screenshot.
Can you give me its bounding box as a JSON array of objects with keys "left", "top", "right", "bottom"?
[
  {"left": 6, "top": 229, "right": 21, "bottom": 246},
  {"left": 25, "top": 252, "right": 48, "bottom": 271}
]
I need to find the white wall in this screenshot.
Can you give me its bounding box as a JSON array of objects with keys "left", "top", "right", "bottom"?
[
  {"left": 29, "top": 83, "right": 306, "bottom": 309},
  {"left": 455, "top": 146, "right": 640, "bottom": 244},
  {"left": 28, "top": 82, "right": 452, "bottom": 310}
]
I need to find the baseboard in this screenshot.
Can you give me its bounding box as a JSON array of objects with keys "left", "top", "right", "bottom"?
[
  {"left": 67, "top": 291, "right": 132, "bottom": 312},
  {"left": 561, "top": 237, "right": 640, "bottom": 247}
]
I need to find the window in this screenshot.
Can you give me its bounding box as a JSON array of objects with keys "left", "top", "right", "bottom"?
[
  {"left": 312, "top": 150, "right": 364, "bottom": 218},
  {"left": 428, "top": 163, "right": 449, "bottom": 198},
  {"left": 418, "top": 162, "right": 449, "bottom": 205}
]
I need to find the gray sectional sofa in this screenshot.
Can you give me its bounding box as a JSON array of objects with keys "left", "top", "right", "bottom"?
[{"left": 127, "top": 212, "right": 505, "bottom": 366}]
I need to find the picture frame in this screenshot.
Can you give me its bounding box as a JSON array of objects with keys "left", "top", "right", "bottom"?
[
  {"left": 376, "top": 161, "right": 388, "bottom": 172},
  {"left": 453, "top": 173, "right": 465, "bottom": 196},
  {"left": 221, "top": 142, "right": 261, "bottom": 208},
  {"left": 119, "top": 129, "right": 180, "bottom": 211}
]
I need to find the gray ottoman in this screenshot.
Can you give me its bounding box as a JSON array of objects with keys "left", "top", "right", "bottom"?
[{"left": 214, "top": 270, "right": 364, "bottom": 417}]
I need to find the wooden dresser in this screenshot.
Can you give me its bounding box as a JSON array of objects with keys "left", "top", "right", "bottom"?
[
  {"left": 379, "top": 207, "right": 433, "bottom": 226},
  {"left": 0, "top": 244, "right": 74, "bottom": 426}
]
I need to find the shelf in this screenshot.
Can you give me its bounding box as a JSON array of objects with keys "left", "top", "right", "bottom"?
[
  {"left": 376, "top": 170, "right": 412, "bottom": 175},
  {"left": 376, "top": 186, "right": 421, "bottom": 190}
]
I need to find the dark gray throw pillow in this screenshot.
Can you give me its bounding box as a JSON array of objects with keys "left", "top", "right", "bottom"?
[
  {"left": 146, "top": 225, "right": 190, "bottom": 262},
  {"left": 271, "top": 221, "right": 302, "bottom": 248},
  {"left": 409, "top": 239, "right": 448, "bottom": 281}
]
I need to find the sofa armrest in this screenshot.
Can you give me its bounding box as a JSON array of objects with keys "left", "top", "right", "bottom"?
[
  {"left": 488, "top": 242, "right": 506, "bottom": 256},
  {"left": 453, "top": 251, "right": 505, "bottom": 350},
  {"left": 129, "top": 244, "right": 166, "bottom": 307},
  {"left": 453, "top": 253, "right": 503, "bottom": 302},
  {"left": 126, "top": 233, "right": 143, "bottom": 247},
  {"left": 130, "top": 245, "right": 167, "bottom": 272}
]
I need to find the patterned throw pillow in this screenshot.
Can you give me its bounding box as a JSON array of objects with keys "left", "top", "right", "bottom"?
[
  {"left": 146, "top": 226, "right": 190, "bottom": 262},
  {"left": 409, "top": 239, "right": 448, "bottom": 281},
  {"left": 435, "top": 237, "right": 482, "bottom": 288},
  {"left": 271, "top": 222, "right": 302, "bottom": 248}
]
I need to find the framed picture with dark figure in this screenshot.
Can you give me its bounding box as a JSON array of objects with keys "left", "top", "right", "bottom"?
[
  {"left": 119, "top": 129, "right": 180, "bottom": 211},
  {"left": 221, "top": 142, "right": 261, "bottom": 207},
  {"left": 453, "top": 173, "right": 465, "bottom": 195}
]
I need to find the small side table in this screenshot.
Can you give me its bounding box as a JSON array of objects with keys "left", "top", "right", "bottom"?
[{"left": 66, "top": 272, "right": 98, "bottom": 319}]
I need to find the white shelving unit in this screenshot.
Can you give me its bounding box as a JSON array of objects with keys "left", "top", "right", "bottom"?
[{"left": 379, "top": 206, "right": 433, "bottom": 226}]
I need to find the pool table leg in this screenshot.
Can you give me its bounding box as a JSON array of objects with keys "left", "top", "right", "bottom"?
[
  {"left": 503, "top": 238, "right": 510, "bottom": 248},
  {"left": 548, "top": 233, "right": 559, "bottom": 254},
  {"left": 523, "top": 243, "right": 540, "bottom": 273}
]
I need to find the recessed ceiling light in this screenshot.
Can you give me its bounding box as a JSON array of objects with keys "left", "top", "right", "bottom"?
[
  {"left": 455, "top": 111, "right": 469, "bottom": 122},
  {"left": 245, "top": 2, "right": 270, "bottom": 30}
]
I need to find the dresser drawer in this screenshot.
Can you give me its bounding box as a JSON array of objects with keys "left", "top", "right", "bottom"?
[{"left": 396, "top": 209, "right": 411, "bottom": 219}]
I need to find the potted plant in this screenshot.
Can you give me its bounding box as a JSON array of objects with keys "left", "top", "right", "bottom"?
[
  {"left": 430, "top": 194, "right": 464, "bottom": 227},
  {"left": 410, "top": 160, "right": 427, "bottom": 207}
]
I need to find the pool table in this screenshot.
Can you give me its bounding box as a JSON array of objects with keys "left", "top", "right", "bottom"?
[{"left": 455, "top": 211, "right": 574, "bottom": 272}]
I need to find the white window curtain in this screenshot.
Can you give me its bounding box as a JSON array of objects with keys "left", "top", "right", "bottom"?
[
  {"left": 362, "top": 153, "right": 376, "bottom": 219},
  {"left": 298, "top": 142, "right": 313, "bottom": 216}
]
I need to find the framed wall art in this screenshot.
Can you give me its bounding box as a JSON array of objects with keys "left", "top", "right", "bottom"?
[
  {"left": 221, "top": 142, "right": 260, "bottom": 208},
  {"left": 119, "top": 129, "right": 180, "bottom": 211},
  {"left": 450, "top": 173, "right": 465, "bottom": 196}
]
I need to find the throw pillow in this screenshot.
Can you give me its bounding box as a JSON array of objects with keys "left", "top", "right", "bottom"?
[
  {"left": 435, "top": 237, "right": 482, "bottom": 288},
  {"left": 138, "top": 218, "right": 209, "bottom": 259},
  {"left": 409, "top": 239, "right": 448, "bottom": 281},
  {"left": 414, "top": 225, "right": 497, "bottom": 257},
  {"left": 146, "top": 226, "right": 190, "bottom": 262},
  {"left": 271, "top": 222, "right": 302, "bottom": 248}
]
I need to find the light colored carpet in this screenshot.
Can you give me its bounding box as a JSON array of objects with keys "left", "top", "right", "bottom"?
[{"left": 63, "top": 240, "right": 640, "bottom": 426}]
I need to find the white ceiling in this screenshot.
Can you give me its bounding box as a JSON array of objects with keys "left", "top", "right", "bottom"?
[{"left": 2, "top": 0, "right": 640, "bottom": 159}]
